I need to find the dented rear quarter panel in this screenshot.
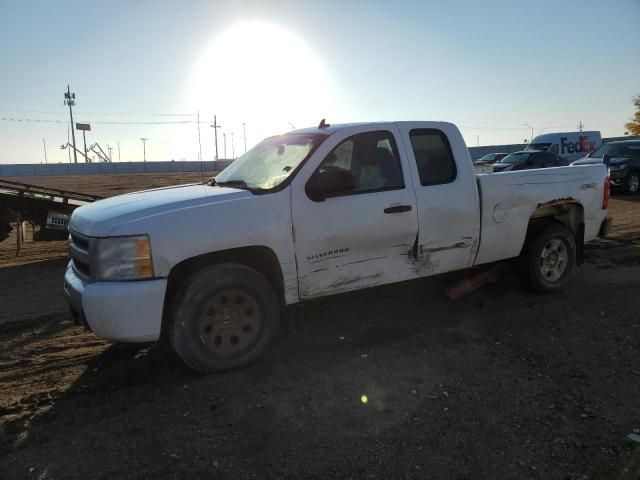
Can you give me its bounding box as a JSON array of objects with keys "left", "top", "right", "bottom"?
[{"left": 474, "top": 165, "right": 608, "bottom": 266}]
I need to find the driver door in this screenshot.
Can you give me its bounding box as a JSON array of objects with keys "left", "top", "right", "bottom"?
[{"left": 291, "top": 127, "right": 419, "bottom": 299}]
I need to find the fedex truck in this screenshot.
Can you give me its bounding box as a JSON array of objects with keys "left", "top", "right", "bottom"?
[{"left": 525, "top": 131, "right": 601, "bottom": 162}]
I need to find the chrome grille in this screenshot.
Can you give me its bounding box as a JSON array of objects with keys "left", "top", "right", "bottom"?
[{"left": 69, "top": 231, "right": 92, "bottom": 280}]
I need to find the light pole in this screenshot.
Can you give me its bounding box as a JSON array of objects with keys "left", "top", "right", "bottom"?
[
  {"left": 140, "top": 137, "right": 148, "bottom": 162},
  {"left": 523, "top": 123, "right": 534, "bottom": 143},
  {"left": 231, "top": 132, "right": 235, "bottom": 159},
  {"left": 242, "top": 122, "right": 247, "bottom": 153},
  {"left": 196, "top": 111, "right": 202, "bottom": 162},
  {"left": 223, "top": 133, "right": 227, "bottom": 160}
]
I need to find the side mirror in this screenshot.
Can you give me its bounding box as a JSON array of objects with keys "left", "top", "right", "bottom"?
[{"left": 306, "top": 168, "right": 356, "bottom": 202}]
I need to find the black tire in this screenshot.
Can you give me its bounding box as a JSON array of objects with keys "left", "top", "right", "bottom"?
[
  {"left": 626, "top": 171, "right": 639, "bottom": 194},
  {"left": 169, "top": 263, "right": 280, "bottom": 372},
  {"left": 518, "top": 223, "right": 576, "bottom": 293}
]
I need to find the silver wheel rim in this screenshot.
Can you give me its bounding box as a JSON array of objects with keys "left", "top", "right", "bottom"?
[
  {"left": 196, "top": 288, "right": 262, "bottom": 357},
  {"left": 539, "top": 238, "right": 568, "bottom": 282},
  {"left": 629, "top": 174, "right": 639, "bottom": 193}
]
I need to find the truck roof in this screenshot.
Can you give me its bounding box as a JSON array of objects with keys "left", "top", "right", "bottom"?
[
  {"left": 531, "top": 131, "right": 601, "bottom": 142},
  {"left": 288, "top": 121, "right": 456, "bottom": 135},
  {"left": 606, "top": 139, "right": 640, "bottom": 145}
]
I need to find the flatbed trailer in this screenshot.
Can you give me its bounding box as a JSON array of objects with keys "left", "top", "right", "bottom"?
[{"left": 0, "top": 178, "right": 103, "bottom": 252}]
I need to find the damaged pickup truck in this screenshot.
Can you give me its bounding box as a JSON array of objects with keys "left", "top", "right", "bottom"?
[{"left": 64, "top": 121, "right": 611, "bottom": 372}]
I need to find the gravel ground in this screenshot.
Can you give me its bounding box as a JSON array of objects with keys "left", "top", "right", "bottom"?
[{"left": 0, "top": 176, "right": 639, "bottom": 479}]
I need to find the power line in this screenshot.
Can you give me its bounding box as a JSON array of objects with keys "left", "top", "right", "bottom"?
[
  {"left": 0, "top": 117, "right": 194, "bottom": 125},
  {"left": 0, "top": 108, "right": 196, "bottom": 117}
]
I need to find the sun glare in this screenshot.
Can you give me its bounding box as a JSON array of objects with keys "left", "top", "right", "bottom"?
[{"left": 189, "top": 21, "right": 333, "bottom": 142}]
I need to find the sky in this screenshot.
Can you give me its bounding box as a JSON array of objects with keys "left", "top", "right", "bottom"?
[{"left": 0, "top": 0, "right": 638, "bottom": 164}]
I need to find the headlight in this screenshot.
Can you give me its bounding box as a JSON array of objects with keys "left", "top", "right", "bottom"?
[{"left": 95, "top": 235, "right": 154, "bottom": 281}]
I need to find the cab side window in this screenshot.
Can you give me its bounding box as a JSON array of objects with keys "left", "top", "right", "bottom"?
[
  {"left": 409, "top": 129, "right": 457, "bottom": 185},
  {"left": 317, "top": 130, "right": 404, "bottom": 195}
]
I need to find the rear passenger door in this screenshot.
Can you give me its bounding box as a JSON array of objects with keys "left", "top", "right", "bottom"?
[{"left": 397, "top": 123, "right": 481, "bottom": 276}]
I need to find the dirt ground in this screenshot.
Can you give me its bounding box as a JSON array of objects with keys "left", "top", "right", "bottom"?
[{"left": 0, "top": 174, "right": 639, "bottom": 479}]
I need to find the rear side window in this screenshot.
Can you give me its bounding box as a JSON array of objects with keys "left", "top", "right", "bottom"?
[{"left": 409, "top": 129, "right": 456, "bottom": 185}]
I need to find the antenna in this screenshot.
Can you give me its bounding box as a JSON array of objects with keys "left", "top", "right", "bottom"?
[{"left": 318, "top": 118, "right": 330, "bottom": 129}]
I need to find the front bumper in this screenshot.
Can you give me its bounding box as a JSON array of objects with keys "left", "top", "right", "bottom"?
[{"left": 63, "top": 261, "right": 167, "bottom": 342}]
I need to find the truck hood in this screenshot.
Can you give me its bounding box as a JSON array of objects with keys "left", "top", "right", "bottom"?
[{"left": 70, "top": 183, "right": 252, "bottom": 237}]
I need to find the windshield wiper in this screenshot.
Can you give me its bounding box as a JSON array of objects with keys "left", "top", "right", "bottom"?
[{"left": 210, "top": 179, "right": 260, "bottom": 191}]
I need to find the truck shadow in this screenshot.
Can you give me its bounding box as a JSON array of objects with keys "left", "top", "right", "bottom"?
[{"left": 2, "top": 265, "right": 539, "bottom": 467}]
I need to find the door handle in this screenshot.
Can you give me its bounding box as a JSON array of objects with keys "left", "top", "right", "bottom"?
[{"left": 384, "top": 205, "right": 412, "bottom": 214}]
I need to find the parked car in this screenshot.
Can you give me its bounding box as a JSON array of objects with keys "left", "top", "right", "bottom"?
[
  {"left": 474, "top": 152, "right": 508, "bottom": 165},
  {"left": 571, "top": 140, "right": 640, "bottom": 193},
  {"left": 65, "top": 121, "right": 610, "bottom": 372},
  {"left": 525, "top": 131, "right": 601, "bottom": 162},
  {"left": 493, "top": 150, "right": 565, "bottom": 172}
]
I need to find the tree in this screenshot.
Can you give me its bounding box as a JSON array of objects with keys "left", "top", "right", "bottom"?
[{"left": 625, "top": 94, "right": 640, "bottom": 135}]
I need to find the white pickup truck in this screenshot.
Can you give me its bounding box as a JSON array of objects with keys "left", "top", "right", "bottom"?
[{"left": 64, "top": 121, "right": 611, "bottom": 372}]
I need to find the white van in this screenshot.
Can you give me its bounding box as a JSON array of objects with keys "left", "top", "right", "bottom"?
[{"left": 525, "top": 131, "right": 601, "bottom": 162}]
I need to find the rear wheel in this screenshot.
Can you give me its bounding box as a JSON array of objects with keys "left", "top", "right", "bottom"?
[
  {"left": 169, "top": 263, "right": 280, "bottom": 372},
  {"left": 518, "top": 223, "right": 576, "bottom": 293}
]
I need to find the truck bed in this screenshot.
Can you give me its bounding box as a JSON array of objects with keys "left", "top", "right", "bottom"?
[{"left": 473, "top": 165, "right": 608, "bottom": 266}]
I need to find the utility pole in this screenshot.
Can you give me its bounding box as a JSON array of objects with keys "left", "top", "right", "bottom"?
[
  {"left": 42, "top": 138, "right": 48, "bottom": 164},
  {"left": 523, "top": 123, "right": 534, "bottom": 143},
  {"left": 64, "top": 85, "right": 78, "bottom": 163},
  {"left": 140, "top": 137, "right": 148, "bottom": 162},
  {"left": 231, "top": 132, "right": 235, "bottom": 159},
  {"left": 223, "top": 132, "right": 227, "bottom": 160},
  {"left": 242, "top": 122, "right": 247, "bottom": 153},
  {"left": 210, "top": 115, "right": 221, "bottom": 160},
  {"left": 117, "top": 141, "right": 121, "bottom": 162},
  {"left": 107, "top": 145, "right": 113, "bottom": 162},
  {"left": 577, "top": 120, "right": 584, "bottom": 132}
]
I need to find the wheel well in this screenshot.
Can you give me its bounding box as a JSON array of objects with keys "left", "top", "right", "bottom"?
[
  {"left": 161, "top": 246, "right": 285, "bottom": 335},
  {"left": 528, "top": 200, "right": 584, "bottom": 236},
  {"left": 522, "top": 200, "right": 584, "bottom": 258}
]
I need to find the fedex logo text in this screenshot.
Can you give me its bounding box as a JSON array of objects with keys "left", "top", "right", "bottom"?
[{"left": 560, "top": 136, "right": 597, "bottom": 155}]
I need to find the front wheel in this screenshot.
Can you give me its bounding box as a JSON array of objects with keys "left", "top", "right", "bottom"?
[
  {"left": 169, "top": 263, "right": 280, "bottom": 372},
  {"left": 518, "top": 223, "right": 576, "bottom": 293}
]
